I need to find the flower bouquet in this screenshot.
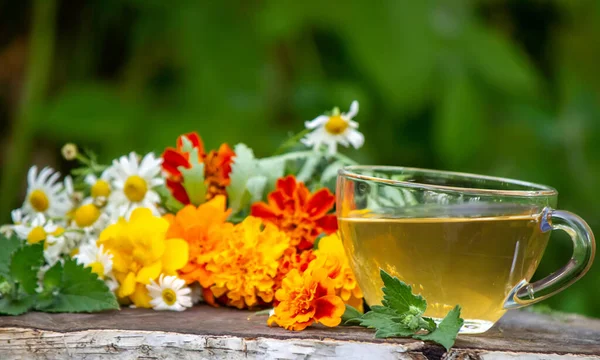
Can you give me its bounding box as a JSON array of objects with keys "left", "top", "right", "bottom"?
[{"left": 0, "top": 101, "right": 365, "bottom": 330}]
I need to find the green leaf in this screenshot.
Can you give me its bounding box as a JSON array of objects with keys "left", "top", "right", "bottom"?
[
  {"left": 380, "top": 269, "right": 427, "bottom": 316},
  {"left": 180, "top": 163, "right": 207, "bottom": 206},
  {"left": 246, "top": 175, "right": 268, "bottom": 203},
  {"left": 320, "top": 160, "right": 344, "bottom": 184},
  {"left": 358, "top": 309, "right": 414, "bottom": 338},
  {"left": 42, "top": 259, "right": 119, "bottom": 313},
  {"left": 0, "top": 235, "right": 22, "bottom": 277},
  {"left": 414, "top": 306, "right": 464, "bottom": 350},
  {"left": 342, "top": 304, "right": 363, "bottom": 325},
  {"left": 296, "top": 155, "right": 321, "bottom": 182},
  {"left": 0, "top": 296, "right": 35, "bottom": 316},
  {"left": 42, "top": 261, "right": 63, "bottom": 291},
  {"left": 421, "top": 317, "right": 437, "bottom": 333},
  {"left": 10, "top": 243, "right": 44, "bottom": 295},
  {"left": 227, "top": 143, "right": 258, "bottom": 214},
  {"left": 35, "top": 262, "right": 63, "bottom": 310},
  {"left": 257, "top": 157, "right": 286, "bottom": 193}
]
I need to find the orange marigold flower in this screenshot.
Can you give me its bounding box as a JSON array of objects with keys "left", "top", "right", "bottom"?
[
  {"left": 162, "top": 132, "right": 235, "bottom": 205},
  {"left": 163, "top": 195, "right": 231, "bottom": 289},
  {"left": 250, "top": 175, "right": 337, "bottom": 250},
  {"left": 309, "top": 233, "right": 364, "bottom": 312},
  {"left": 268, "top": 267, "right": 345, "bottom": 331},
  {"left": 274, "top": 247, "right": 316, "bottom": 293},
  {"left": 206, "top": 216, "right": 289, "bottom": 309}
]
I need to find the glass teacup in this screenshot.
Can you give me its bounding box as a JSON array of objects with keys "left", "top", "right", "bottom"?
[{"left": 336, "top": 166, "right": 595, "bottom": 334}]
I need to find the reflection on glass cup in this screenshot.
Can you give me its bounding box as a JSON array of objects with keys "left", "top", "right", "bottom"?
[{"left": 336, "top": 166, "right": 595, "bottom": 334}]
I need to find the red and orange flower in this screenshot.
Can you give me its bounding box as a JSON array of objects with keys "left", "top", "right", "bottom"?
[
  {"left": 274, "top": 247, "right": 316, "bottom": 294},
  {"left": 251, "top": 175, "right": 337, "bottom": 250},
  {"left": 268, "top": 267, "right": 345, "bottom": 331},
  {"left": 162, "top": 132, "right": 235, "bottom": 205}
]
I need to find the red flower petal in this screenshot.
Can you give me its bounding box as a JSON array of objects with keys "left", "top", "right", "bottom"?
[
  {"left": 250, "top": 202, "right": 278, "bottom": 221},
  {"left": 314, "top": 295, "right": 345, "bottom": 327},
  {"left": 277, "top": 175, "right": 297, "bottom": 198},
  {"left": 217, "top": 143, "right": 235, "bottom": 177},
  {"left": 315, "top": 214, "right": 338, "bottom": 234},
  {"left": 267, "top": 191, "right": 287, "bottom": 211},
  {"left": 162, "top": 148, "right": 190, "bottom": 176},
  {"left": 177, "top": 132, "right": 205, "bottom": 155},
  {"left": 305, "top": 188, "right": 335, "bottom": 218},
  {"left": 167, "top": 179, "right": 190, "bottom": 205}
]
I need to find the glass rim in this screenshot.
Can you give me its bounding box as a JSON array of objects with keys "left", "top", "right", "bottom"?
[{"left": 338, "top": 165, "right": 558, "bottom": 197}]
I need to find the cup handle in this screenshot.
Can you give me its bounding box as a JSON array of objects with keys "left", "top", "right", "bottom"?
[{"left": 504, "top": 207, "right": 596, "bottom": 309}]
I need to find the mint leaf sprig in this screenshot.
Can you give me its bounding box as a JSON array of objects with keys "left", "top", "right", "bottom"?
[
  {"left": 344, "top": 269, "right": 464, "bottom": 350},
  {"left": 0, "top": 234, "right": 119, "bottom": 316}
]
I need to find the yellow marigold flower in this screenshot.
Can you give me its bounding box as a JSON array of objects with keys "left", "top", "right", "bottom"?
[
  {"left": 206, "top": 216, "right": 289, "bottom": 309},
  {"left": 98, "top": 207, "right": 189, "bottom": 308},
  {"left": 310, "top": 233, "right": 364, "bottom": 312},
  {"left": 268, "top": 267, "right": 345, "bottom": 331}
]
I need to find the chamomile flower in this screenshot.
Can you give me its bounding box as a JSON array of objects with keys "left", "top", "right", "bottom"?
[
  {"left": 74, "top": 242, "right": 117, "bottom": 291},
  {"left": 22, "top": 166, "right": 72, "bottom": 218},
  {"left": 84, "top": 170, "right": 112, "bottom": 206},
  {"left": 14, "top": 213, "right": 58, "bottom": 245},
  {"left": 13, "top": 213, "right": 68, "bottom": 265},
  {"left": 11, "top": 209, "right": 28, "bottom": 224},
  {"left": 146, "top": 275, "right": 192, "bottom": 311},
  {"left": 301, "top": 100, "right": 364, "bottom": 155},
  {"left": 107, "top": 152, "right": 164, "bottom": 217},
  {"left": 44, "top": 234, "right": 67, "bottom": 266}
]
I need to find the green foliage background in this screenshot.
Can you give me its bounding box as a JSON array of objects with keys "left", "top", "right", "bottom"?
[{"left": 0, "top": 1, "right": 599, "bottom": 316}]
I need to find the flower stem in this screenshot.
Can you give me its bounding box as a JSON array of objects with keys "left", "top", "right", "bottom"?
[
  {"left": 334, "top": 152, "right": 358, "bottom": 165},
  {"left": 273, "top": 129, "right": 310, "bottom": 155}
]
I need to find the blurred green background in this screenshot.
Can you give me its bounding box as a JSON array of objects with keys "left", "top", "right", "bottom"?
[{"left": 0, "top": 1, "right": 598, "bottom": 316}]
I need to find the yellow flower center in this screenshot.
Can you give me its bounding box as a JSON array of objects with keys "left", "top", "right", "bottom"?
[
  {"left": 74, "top": 204, "right": 101, "bottom": 227},
  {"left": 70, "top": 248, "right": 80, "bottom": 257},
  {"left": 53, "top": 227, "right": 65, "bottom": 236},
  {"left": 324, "top": 115, "right": 349, "bottom": 135},
  {"left": 89, "top": 261, "right": 105, "bottom": 278},
  {"left": 91, "top": 180, "right": 111, "bottom": 198},
  {"left": 124, "top": 175, "right": 148, "bottom": 202},
  {"left": 162, "top": 288, "right": 177, "bottom": 306},
  {"left": 29, "top": 189, "right": 50, "bottom": 212},
  {"left": 27, "top": 226, "right": 47, "bottom": 244}
]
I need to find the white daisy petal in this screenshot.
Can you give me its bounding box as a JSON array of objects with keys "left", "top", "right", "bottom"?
[
  {"left": 84, "top": 174, "right": 98, "bottom": 186},
  {"left": 27, "top": 166, "right": 37, "bottom": 187},
  {"left": 105, "top": 153, "right": 163, "bottom": 217},
  {"left": 301, "top": 101, "right": 364, "bottom": 155},
  {"left": 347, "top": 129, "right": 365, "bottom": 149},
  {"left": 304, "top": 115, "right": 329, "bottom": 129},
  {"left": 146, "top": 275, "right": 193, "bottom": 312},
  {"left": 38, "top": 167, "right": 53, "bottom": 186},
  {"left": 327, "top": 140, "right": 337, "bottom": 155},
  {"left": 345, "top": 100, "right": 359, "bottom": 119},
  {"left": 47, "top": 172, "right": 61, "bottom": 188}
]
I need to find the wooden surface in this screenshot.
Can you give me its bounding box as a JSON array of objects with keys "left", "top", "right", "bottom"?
[{"left": 0, "top": 305, "right": 599, "bottom": 359}]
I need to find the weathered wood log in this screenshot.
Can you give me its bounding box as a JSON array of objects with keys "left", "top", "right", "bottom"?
[{"left": 0, "top": 306, "right": 599, "bottom": 359}]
